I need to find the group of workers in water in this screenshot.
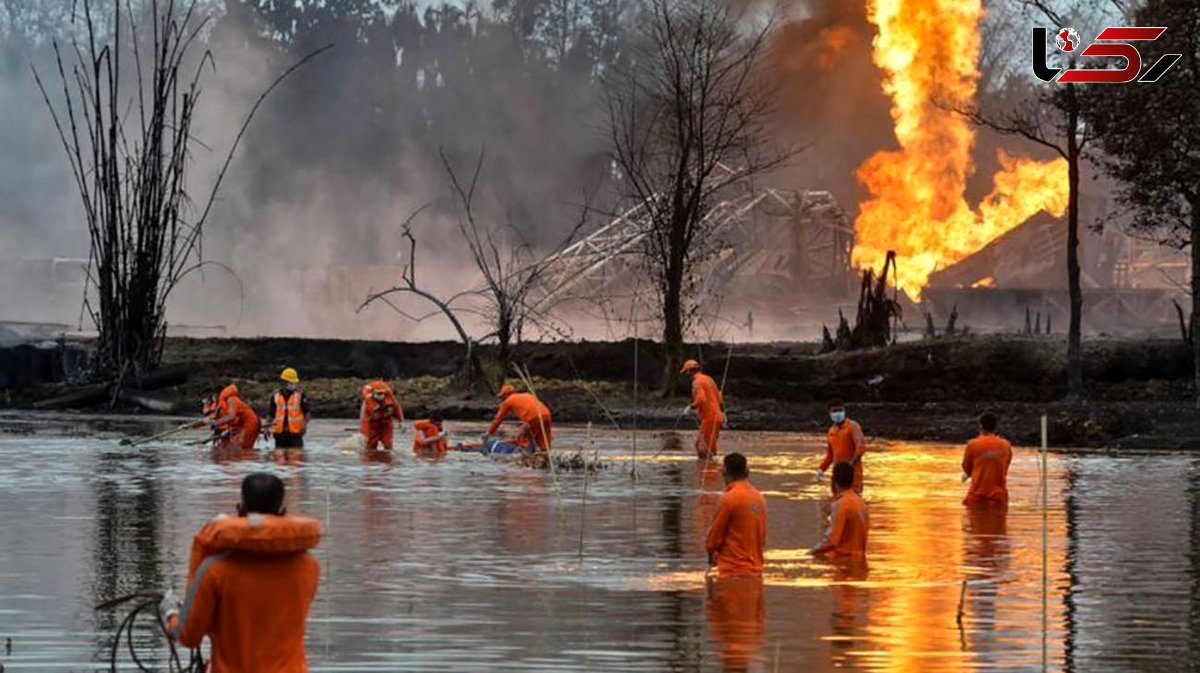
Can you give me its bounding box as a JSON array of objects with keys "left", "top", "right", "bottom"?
[
  {"left": 162, "top": 358, "right": 1013, "bottom": 671},
  {"left": 198, "top": 367, "right": 554, "bottom": 459}
]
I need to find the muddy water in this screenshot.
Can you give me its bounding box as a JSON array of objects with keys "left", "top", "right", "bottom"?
[{"left": 0, "top": 415, "right": 1196, "bottom": 671}]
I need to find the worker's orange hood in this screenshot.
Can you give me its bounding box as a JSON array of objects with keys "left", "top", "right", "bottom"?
[{"left": 187, "top": 513, "right": 322, "bottom": 586}]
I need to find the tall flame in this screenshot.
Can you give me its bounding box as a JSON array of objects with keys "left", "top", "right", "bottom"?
[{"left": 853, "top": 0, "right": 1068, "bottom": 296}]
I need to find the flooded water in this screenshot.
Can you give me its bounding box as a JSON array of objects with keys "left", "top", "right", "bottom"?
[{"left": 0, "top": 413, "right": 1196, "bottom": 671}]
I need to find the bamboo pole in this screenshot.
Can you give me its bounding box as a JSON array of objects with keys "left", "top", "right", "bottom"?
[{"left": 1041, "top": 414, "right": 1049, "bottom": 673}]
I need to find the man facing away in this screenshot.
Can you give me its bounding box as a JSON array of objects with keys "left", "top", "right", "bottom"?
[
  {"left": 268, "top": 367, "right": 310, "bottom": 450},
  {"left": 165, "top": 473, "right": 321, "bottom": 672},
  {"left": 705, "top": 452, "right": 767, "bottom": 578},
  {"left": 818, "top": 400, "right": 865, "bottom": 494},
  {"left": 962, "top": 413, "right": 1013, "bottom": 507},
  {"left": 812, "top": 461, "right": 869, "bottom": 558},
  {"left": 681, "top": 359, "right": 725, "bottom": 459}
]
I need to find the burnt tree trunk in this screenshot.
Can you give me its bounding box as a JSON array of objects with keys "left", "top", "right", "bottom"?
[
  {"left": 661, "top": 229, "right": 686, "bottom": 396},
  {"left": 1065, "top": 83, "right": 1084, "bottom": 401},
  {"left": 1192, "top": 201, "right": 1200, "bottom": 407}
]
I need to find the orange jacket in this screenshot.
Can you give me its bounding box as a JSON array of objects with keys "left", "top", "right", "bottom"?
[
  {"left": 962, "top": 433, "right": 1013, "bottom": 505},
  {"left": 217, "top": 385, "right": 258, "bottom": 433},
  {"left": 488, "top": 392, "right": 551, "bottom": 436},
  {"left": 813, "top": 489, "right": 869, "bottom": 558},
  {"left": 821, "top": 419, "right": 865, "bottom": 472},
  {"left": 412, "top": 419, "right": 448, "bottom": 453},
  {"left": 171, "top": 514, "right": 321, "bottom": 672},
  {"left": 690, "top": 372, "right": 724, "bottom": 420},
  {"left": 705, "top": 479, "right": 767, "bottom": 578},
  {"left": 360, "top": 382, "right": 403, "bottom": 435}
]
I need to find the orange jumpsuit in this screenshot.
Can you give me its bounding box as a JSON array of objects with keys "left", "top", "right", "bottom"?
[
  {"left": 217, "top": 385, "right": 260, "bottom": 450},
  {"left": 821, "top": 419, "right": 866, "bottom": 494},
  {"left": 361, "top": 384, "right": 404, "bottom": 451},
  {"left": 962, "top": 433, "right": 1013, "bottom": 506},
  {"left": 705, "top": 479, "right": 767, "bottom": 578},
  {"left": 412, "top": 420, "right": 448, "bottom": 455},
  {"left": 690, "top": 373, "right": 724, "bottom": 458},
  {"left": 813, "top": 489, "right": 869, "bottom": 558},
  {"left": 488, "top": 393, "right": 553, "bottom": 452},
  {"left": 171, "top": 518, "right": 320, "bottom": 672}
]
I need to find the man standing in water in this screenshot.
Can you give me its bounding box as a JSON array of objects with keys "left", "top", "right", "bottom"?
[
  {"left": 360, "top": 380, "right": 405, "bottom": 451},
  {"left": 812, "top": 461, "right": 869, "bottom": 558},
  {"left": 962, "top": 413, "right": 1013, "bottom": 507},
  {"left": 488, "top": 384, "right": 553, "bottom": 452},
  {"left": 682, "top": 359, "right": 725, "bottom": 459},
  {"left": 818, "top": 400, "right": 865, "bottom": 494},
  {"left": 267, "top": 367, "right": 310, "bottom": 450},
  {"left": 705, "top": 452, "right": 767, "bottom": 578},
  {"left": 164, "top": 473, "right": 321, "bottom": 670}
]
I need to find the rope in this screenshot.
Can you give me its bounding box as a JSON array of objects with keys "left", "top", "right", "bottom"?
[{"left": 98, "top": 592, "right": 204, "bottom": 672}]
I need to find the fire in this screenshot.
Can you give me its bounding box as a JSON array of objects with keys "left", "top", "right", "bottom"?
[{"left": 853, "top": 0, "right": 1068, "bottom": 296}]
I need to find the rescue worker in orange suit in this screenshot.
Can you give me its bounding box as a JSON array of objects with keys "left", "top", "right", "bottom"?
[
  {"left": 487, "top": 384, "right": 553, "bottom": 452},
  {"left": 962, "top": 413, "right": 1013, "bottom": 507},
  {"left": 360, "top": 380, "right": 405, "bottom": 451},
  {"left": 812, "top": 461, "right": 869, "bottom": 558},
  {"left": 211, "top": 383, "right": 260, "bottom": 451},
  {"left": 162, "top": 473, "right": 321, "bottom": 672},
  {"left": 681, "top": 360, "right": 725, "bottom": 459},
  {"left": 705, "top": 452, "right": 767, "bottom": 578},
  {"left": 268, "top": 367, "right": 310, "bottom": 450},
  {"left": 818, "top": 400, "right": 866, "bottom": 494},
  {"left": 413, "top": 413, "right": 449, "bottom": 457}
]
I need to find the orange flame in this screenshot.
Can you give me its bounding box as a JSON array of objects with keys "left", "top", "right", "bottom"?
[{"left": 853, "top": 0, "right": 1068, "bottom": 296}]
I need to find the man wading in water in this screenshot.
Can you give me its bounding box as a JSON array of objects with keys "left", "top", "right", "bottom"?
[{"left": 164, "top": 473, "right": 321, "bottom": 671}]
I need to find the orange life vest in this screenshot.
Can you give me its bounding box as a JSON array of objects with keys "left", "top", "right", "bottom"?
[
  {"left": 186, "top": 513, "right": 323, "bottom": 587},
  {"left": 272, "top": 390, "right": 306, "bottom": 435}
]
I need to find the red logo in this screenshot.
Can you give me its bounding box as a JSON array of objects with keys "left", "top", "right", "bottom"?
[{"left": 1033, "top": 26, "right": 1181, "bottom": 83}]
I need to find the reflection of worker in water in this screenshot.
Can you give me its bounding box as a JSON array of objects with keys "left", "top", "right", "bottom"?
[
  {"left": 412, "top": 413, "right": 449, "bottom": 457},
  {"left": 164, "top": 473, "right": 321, "bottom": 671},
  {"left": 962, "top": 413, "right": 1013, "bottom": 507},
  {"left": 360, "top": 380, "right": 405, "bottom": 451},
  {"left": 488, "top": 384, "right": 553, "bottom": 452},
  {"left": 706, "top": 453, "right": 767, "bottom": 578},
  {"left": 211, "top": 383, "right": 260, "bottom": 450},
  {"left": 818, "top": 400, "right": 865, "bottom": 494},
  {"left": 268, "top": 367, "right": 310, "bottom": 450},
  {"left": 812, "top": 462, "right": 869, "bottom": 558},
  {"left": 829, "top": 557, "right": 870, "bottom": 666},
  {"left": 682, "top": 359, "right": 725, "bottom": 459},
  {"left": 706, "top": 574, "right": 765, "bottom": 673}
]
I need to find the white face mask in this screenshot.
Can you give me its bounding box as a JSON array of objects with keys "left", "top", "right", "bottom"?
[
  {"left": 373, "top": 393, "right": 385, "bottom": 402},
  {"left": 830, "top": 410, "right": 846, "bottom": 424}
]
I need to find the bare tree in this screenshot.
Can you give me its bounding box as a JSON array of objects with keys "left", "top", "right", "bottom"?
[
  {"left": 604, "top": 0, "right": 791, "bottom": 395},
  {"left": 33, "top": 0, "right": 324, "bottom": 382},
  {"left": 359, "top": 149, "right": 583, "bottom": 390},
  {"left": 955, "top": 0, "right": 1120, "bottom": 401},
  {"left": 1081, "top": 0, "right": 1200, "bottom": 404}
]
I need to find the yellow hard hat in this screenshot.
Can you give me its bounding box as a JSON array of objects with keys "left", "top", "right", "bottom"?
[
  {"left": 280, "top": 367, "right": 300, "bottom": 384},
  {"left": 680, "top": 359, "right": 701, "bottom": 374}
]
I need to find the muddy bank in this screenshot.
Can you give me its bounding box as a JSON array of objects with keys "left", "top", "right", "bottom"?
[{"left": 4, "top": 334, "right": 1195, "bottom": 449}]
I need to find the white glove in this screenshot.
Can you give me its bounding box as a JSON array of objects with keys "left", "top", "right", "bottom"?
[
  {"left": 682, "top": 405, "right": 692, "bottom": 417},
  {"left": 815, "top": 470, "right": 825, "bottom": 483},
  {"left": 961, "top": 472, "right": 971, "bottom": 483},
  {"left": 159, "top": 589, "right": 181, "bottom": 622}
]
